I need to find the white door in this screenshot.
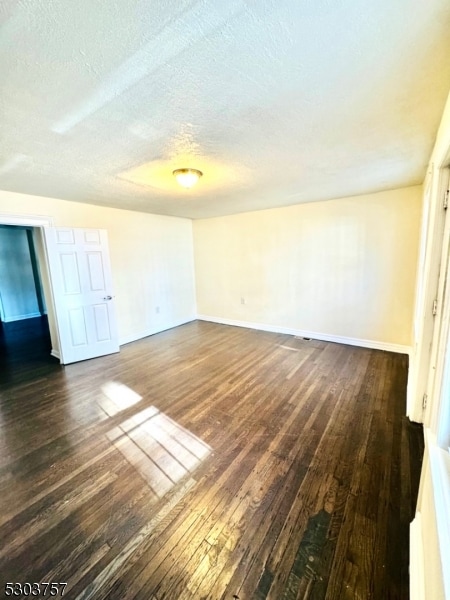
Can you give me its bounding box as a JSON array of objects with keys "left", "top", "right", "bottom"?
[{"left": 43, "top": 227, "right": 119, "bottom": 364}]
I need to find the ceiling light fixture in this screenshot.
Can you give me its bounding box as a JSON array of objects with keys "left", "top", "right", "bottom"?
[{"left": 173, "top": 168, "right": 203, "bottom": 189}]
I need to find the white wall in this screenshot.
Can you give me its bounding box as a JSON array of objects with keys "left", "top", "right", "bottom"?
[
  {"left": 414, "top": 441, "right": 446, "bottom": 600},
  {"left": 0, "top": 227, "right": 40, "bottom": 321},
  {"left": 193, "top": 186, "right": 422, "bottom": 351},
  {"left": 0, "top": 190, "right": 197, "bottom": 345}
]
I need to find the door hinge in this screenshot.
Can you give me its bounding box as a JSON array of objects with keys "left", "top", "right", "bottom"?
[
  {"left": 422, "top": 393, "right": 428, "bottom": 410},
  {"left": 444, "top": 189, "right": 449, "bottom": 210},
  {"left": 432, "top": 298, "right": 438, "bottom": 316}
]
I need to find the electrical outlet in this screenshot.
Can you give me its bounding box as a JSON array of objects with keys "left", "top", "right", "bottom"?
[
  {"left": 156, "top": 306, "right": 160, "bottom": 314},
  {"left": 240, "top": 297, "right": 245, "bottom": 305}
]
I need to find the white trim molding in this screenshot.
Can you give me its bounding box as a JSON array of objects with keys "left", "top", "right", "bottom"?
[
  {"left": 2, "top": 312, "right": 42, "bottom": 323},
  {"left": 196, "top": 314, "right": 411, "bottom": 355},
  {"left": 50, "top": 349, "right": 61, "bottom": 360},
  {"left": 0, "top": 213, "right": 53, "bottom": 227},
  {"left": 410, "top": 513, "right": 426, "bottom": 600}
]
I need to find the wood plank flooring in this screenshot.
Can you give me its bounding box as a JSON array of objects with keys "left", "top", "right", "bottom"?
[{"left": 0, "top": 318, "right": 424, "bottom": 599}]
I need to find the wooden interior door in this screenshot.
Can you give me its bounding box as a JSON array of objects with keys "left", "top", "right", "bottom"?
[{"left": 43, "top": 227, "right": 119, "bottom": 364}]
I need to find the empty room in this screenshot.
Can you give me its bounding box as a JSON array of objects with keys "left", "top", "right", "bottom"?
[{"left": 1, "top": 1, "right": 450, "bottom": 599}]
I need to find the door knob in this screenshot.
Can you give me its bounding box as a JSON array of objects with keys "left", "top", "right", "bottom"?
[{"left": 103, "top": 295, "right": 112, "bottom": 300}]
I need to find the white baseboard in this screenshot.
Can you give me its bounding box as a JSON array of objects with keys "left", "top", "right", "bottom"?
[
  {"left": 410, "top": 513, "right": 426, "bottom": 600},
  {"left": 3, "top": 311, "right": 42, "bottom": 322},
  {"left": 119, "top": 317, "right": 197, "bottom": 346},
  {"left": 50, "top": 349, "right": 60, "bottom": 360},
  {"left": 196, "top": 314, "right": 411, "bottom": 355}
]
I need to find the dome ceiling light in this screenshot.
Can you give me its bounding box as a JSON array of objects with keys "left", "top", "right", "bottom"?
[{"left": 173, "top": 168, "right": 203, "bottom": 189}]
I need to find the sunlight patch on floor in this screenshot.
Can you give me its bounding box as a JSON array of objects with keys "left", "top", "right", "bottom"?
[
  {"left": 99, "top": 381, "right": 143, "bottom": 416},
  {"left": 106, "top": 404, "right": 212, "bottom": 498}
]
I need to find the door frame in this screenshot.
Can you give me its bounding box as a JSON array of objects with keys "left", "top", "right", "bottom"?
[
  {"left": 0, "top": 213, "right": 53, "bottom": 228},
  {"left": 423, "top": 167, "right": 450, "bottom": 427},
  {"left": 423, "top": 154, "right": 450, "bottom": 437},
  {"left": 408, "top": 168, "right": 449, "bottom": 422},
  {"left": 413, "top": 152, "right": 450, "bottom": 600},
  {"left": 0, "top": 212, "right": 60, "bottom": 357}
]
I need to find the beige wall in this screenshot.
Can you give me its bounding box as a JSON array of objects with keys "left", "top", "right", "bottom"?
[
  {"left": 194, "top": 185, "right": 422, "bottom": 348},
  {"left": 1, "top": 185, "right": 422, "bottom": 349},
  {"left": 0, "top": 190, "right": 196, "bottom": 345}
]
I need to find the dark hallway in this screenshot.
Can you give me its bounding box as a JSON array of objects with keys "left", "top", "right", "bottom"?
[{"left": 0, "top": 316, "right": 59, "bottom": 387}]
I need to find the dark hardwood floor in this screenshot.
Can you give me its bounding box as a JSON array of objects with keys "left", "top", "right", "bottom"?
[{"left": 0, "top": 319, "right": 423, "bottom": 599}]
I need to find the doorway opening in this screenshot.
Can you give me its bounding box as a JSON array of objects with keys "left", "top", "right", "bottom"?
[
  {"left": 0, "top": 213, "right": 120, "bottom": 368},
  {"left": 0, "top": 224, "right": 58, "bottom": 386}
]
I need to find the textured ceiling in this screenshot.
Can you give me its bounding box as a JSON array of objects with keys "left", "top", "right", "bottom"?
[{"left": 1, "top": 0, "right": 450, "bottom": 219}]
